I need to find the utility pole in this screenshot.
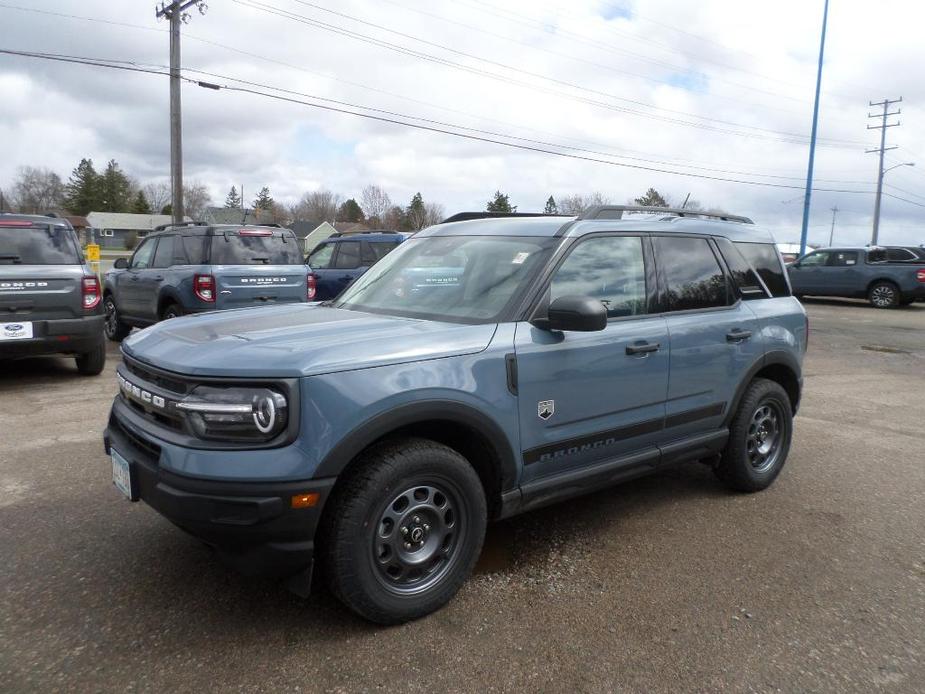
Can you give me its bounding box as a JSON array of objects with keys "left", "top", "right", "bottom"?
[
  {"left": 828, "top": 205, "right": 838, "bottom": 247},
  {"left": 799, "top": 0, "right": 830, "bottom": 258},
  {"left": 866, "top": 97, "right": 902, "bottom": 246},
  {"left": 155, "top": 0, "right": 207, "bottom": 225}
]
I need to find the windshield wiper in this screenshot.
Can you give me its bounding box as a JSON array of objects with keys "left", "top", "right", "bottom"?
[
  {"left": 0, "top": 254, "right": 22, "bottom": 264},
  {"left": 249, "top": 257, "right": 270, "bottom": 264}
]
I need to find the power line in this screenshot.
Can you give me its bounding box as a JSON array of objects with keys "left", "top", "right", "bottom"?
[
  {"left": 5, "top": 47, "right": 925, "bottom": 209},
  {"left": 0, "top": 1, "right": 879, "bottom": 183},
  {"left": 233, "top": 0, "right": 865, "bottom": 148}
]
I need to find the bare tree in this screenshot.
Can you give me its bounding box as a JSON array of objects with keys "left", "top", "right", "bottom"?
[
  {"left": 557, "top": 192, "right": 612, "bottom": 215},
  {"left": 291, "top": 190, "right": 341, "bottom": 227},
  {"left": 11, "top": 166, "right": 64, "bottom": 213},
  {"left": 381, "top": 205, "right": 404, "bottom": 231},
  {"left": 360, "top": 185, "right": 392, "bottom": 226},
  {"left": 143, "top": 181, "right": 171, "bottom": 214},
  {"left": 183, "top": 182, "right": 212, "bottom": 220},
  {"left": 422, "top": 202, "right": 444, "bottom": 228}
]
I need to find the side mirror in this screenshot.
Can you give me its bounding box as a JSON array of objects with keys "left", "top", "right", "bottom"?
[
  {"left": 114, "top": 257, "right": 129, "bottom": 269},
  {"left": 539, "top": 295, "right": 607, "bottom": 332}
]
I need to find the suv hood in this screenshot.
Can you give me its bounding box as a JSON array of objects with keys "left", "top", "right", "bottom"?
[{"left": 122, "top": 304, "right": 498, "bottom": 377}]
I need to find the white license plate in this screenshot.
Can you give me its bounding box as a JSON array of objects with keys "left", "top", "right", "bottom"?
[
  {"left": 0, "top": 321, "right": 33, "bottom": 340},
  {"left": 111, "top": 448, "right": 134, "bottom": 500}
]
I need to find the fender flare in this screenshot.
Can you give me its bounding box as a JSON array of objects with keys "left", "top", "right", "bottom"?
[
  {"left": 313, "top": 400, "right": 519, "bottom": 491},
  {"left": 157, "top": 289, "right": 183, "bottom": 316},
  {"left": 724, "top": 350, "right": 803, "bottom": 426}
]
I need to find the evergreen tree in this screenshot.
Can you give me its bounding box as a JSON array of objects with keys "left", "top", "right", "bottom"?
[
  {"left": 98, "top": 160, "right": 134, "bottom": 212},
  {"left": 253, "top": 186, "right": 274, "bottom": 210},
  {"left": 634, "top": 188, "right": 669, "bottom": 207},
  {"left": 225, "top": 186, "right": 242, "bottom": 208},
  {"left": 63, "top": 158, "right": 100, "bottom": 215},
  {"left": 486, "top": 190, "right": 516, "bottom": 213},
  {"left": 161, "top": 203, "right": 172, "bottom": 216},
  {"left": 544, "top": 196, "right": 558, "bottom": 214},
  {"left": 131, "top": 190, "right": 152, "bottom": 214},
  {"left": 406, "top": 192, "right": 426, "bottom": 231},
  {"left": 337, "top": 198, "right": 365, "bottom": 223}
]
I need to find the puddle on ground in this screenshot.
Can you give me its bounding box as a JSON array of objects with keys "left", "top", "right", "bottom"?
[
  {"left": 860, "top": 345, "right": 910, "bottom": 354},
  {"left": 475, "top": 521, "right": 516, "bottom": 573}
]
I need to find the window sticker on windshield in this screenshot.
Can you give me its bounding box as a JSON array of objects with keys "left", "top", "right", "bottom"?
[{"left": 512, "top": 252, "right": 530, "bottom": 265}]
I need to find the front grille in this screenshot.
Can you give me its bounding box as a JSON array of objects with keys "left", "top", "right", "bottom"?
[{"left": 123, "top": 355, "right": 190, "bottom": 395}]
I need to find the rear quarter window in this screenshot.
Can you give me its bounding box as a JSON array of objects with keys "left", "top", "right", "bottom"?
[{"left": 734, "top": 242, "right": 791, "bottom": 297}]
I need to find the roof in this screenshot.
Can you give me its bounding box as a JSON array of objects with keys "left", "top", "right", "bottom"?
[
  {"left": 86, "top": 212, "right": 186, "bottom": 231},
  {"left": 417, "top": 213, "right": 777, "bottom": 243},
  {"left": 65, "top": 215, "right": 90, "bottom": 228}
]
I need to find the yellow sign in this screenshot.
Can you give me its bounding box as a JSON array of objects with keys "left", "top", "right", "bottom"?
[{"left": 86, "top": 244, "right": 100, "bottom": 262}]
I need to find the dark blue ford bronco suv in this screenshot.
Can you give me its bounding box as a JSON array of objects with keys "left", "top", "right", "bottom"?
[
  {"left": 103, "top": 223, "right": 308, "bottom": 341},
  {"left": 104, "top": 206, "right": 806, "bottom": 624}
]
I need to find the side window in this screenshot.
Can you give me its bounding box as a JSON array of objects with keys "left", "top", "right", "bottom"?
[
  {"left": 550, "top": 236, "right": 647, "bottom": 318},
  {"left": 307, "top": 243, "right": 334, "bottom": 269},
  {"left": 654, "top": 236, "right": 729, "bottom": 311},
  {"left": 333, "top": 241, "right": 361, "bottom": 269},
  {"left": 798, "top": 251, "right": 829, "bottom": 267},
  {"left": 715, "top": 237, "right": 768, "bottom": 300},
  {"left": 886, "top": 248, "right": 915, "bottom": 261},
  {"left": 182, "top": 235, "right": 208, "bottom": 264},
  {"left": 362, "top": 241, "right": 397, "bottom": 265},
  {"left": 736, "top": 242, "right": 792, "bottom": 298},
  {"left": 151, "top": 235, "right": 176, "bottom": 268},
  {"left": 131, "top": 238, "right": 157, "bottom": 270},
  {"left": 829, "top": 251, "right": 858, "bottom": 266}
]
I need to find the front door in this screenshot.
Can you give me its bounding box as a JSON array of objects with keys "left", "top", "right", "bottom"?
[
  {"left": 515, "top": 234, "right": 669, "bottom": 483},
  {"left": 788, "top": 250, "right": 831, "bottom": 295},
  {"left": 117, "top": 237, "right": 157, "bottom": 318}
]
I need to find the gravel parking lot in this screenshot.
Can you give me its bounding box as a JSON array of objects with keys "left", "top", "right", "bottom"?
[{"left": 1, "top": 299, "right": 923, "bottom": 692}]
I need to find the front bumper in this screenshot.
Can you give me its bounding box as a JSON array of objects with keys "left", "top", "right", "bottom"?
[
  {"left": 104, "top": 407, "right": 335, "bottom": 582},
  {"left": 0, "top": 314, "right": 104, "bottom": 358}
]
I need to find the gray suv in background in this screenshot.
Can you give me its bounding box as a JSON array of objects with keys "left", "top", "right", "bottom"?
[
  {"left": 103, "top": 224, "right": 309, "bottom": 341},
  {"left": 0, "top": 214, "right": 105, "bottom": 375}
]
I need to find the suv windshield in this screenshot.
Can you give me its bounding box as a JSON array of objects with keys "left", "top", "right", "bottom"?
[
  {"left": 210, "top": 231, "right": 302, "bottom": 265},
  {"left": 333, "top": 235, "right": 555, "bottom": 323},
  {"left": 0, "top": 225, "right": 81, "bottom": 264}
]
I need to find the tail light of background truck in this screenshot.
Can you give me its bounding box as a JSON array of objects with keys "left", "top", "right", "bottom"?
[
  {"left": 194, "top": 274, "right": 215, "bottom": 302},
  {"left": 307, "top": 273, "right": 317, "bottom": 301},
  {"left": 82, "top": 276, "right": 101, "bottom": 309}
]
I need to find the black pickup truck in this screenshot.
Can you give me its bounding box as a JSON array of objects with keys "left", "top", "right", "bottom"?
[{"left": 788, "top": 246, "right": 925, "bottom": 308}]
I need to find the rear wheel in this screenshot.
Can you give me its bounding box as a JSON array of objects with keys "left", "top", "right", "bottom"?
[
  {"left": 75, "top": 340, "right": 106, "bottom": 376},
  {"left": 322, "top": 437, "right": 487, "bottom": 624},
  {"left": 715, "top": 378, "right": 793, "bottom": 492},
  {"left": 868, "top": 281, "right": 900, "bottom": 308},
  {"left": 103, "top": 295, "right": 131, "bottom": 341},
  {"left": 161, "top": 303, "right": 184, "bottom": 320}
]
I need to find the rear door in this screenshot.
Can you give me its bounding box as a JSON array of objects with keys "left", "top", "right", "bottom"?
[
  {"left": 653, "top": 235, "right": 763, "bottom": 442},
  {"left": 825, "top": 250, "right": 861, "bottom": 293},
  {"left": 328, "top": 240, "right": 364, "bottom": 297},
  {"left": 209, "top": 228, "right": 307, "bottom": 310},
  {"left": 0, "top": 222, "right": 86, "bottom": 330}
]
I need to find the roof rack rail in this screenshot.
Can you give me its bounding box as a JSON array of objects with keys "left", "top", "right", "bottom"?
[
  {"left": 440, "top": 212, "right": 569, "bottom": 224},
  {"left": 579, "top": 205, "right": 754, "bottom": 225},
  {"left": 153, "top": 221, "right": 206, "bottom": 231},
  {"left": 329, "top": 229, "right": 402, "bottom": 237}
]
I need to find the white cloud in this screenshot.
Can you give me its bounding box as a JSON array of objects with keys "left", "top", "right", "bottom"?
[{"left": 1, "top": 0, "right": 924, "bottom": 247}]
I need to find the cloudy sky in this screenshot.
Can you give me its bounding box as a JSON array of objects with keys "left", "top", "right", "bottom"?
[{"left": 2, "top": 0, "right": 925, "bottom": 246}]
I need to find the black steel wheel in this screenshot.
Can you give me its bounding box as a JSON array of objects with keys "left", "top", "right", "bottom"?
[
  {"left": 715, "top": 378, "right": 793, "bottom": 492},
  {"left": 103, "top": 295, "right": 131, "bottom": 341},
  {"left": 322, "top": 437, "right": 486, "bottom": 624}
]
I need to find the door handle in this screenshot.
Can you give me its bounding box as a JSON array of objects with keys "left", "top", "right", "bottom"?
[
  {"left": 726, "top": 328, "right": 753, "bottom": 343},
  {"left": 152, "top": 275, "right": 164, "bottom": 282},
  {"left": 625, "top": 341, "right": 660, "bottom": 355},
  {"left": 130, "top": 275, "right": 140, "bottom": 281}
]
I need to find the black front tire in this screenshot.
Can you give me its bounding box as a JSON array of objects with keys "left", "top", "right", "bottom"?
[
  {"left": 868, "top": 281, "right": 900, "bottom": 308},
  {"left": 715, "top": 378, "right": 793, "bottom": 492},
  {"left": 103, "top": 295, "right": 131, "bottom": 342},
  {"left": 322, "top": 437, "right": 487, "bottom": 624},
  {"left": 75, "top": 341, "right": 106, "bottom": 376}
]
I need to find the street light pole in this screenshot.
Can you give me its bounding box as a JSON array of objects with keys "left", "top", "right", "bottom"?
[{"left": 799, "top": 0, "right": 830, "bottom": 258}]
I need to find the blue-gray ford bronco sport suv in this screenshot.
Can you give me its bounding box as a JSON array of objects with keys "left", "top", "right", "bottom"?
[{"left": 104, "top": 206, "right": 806, "bottom": 624}]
